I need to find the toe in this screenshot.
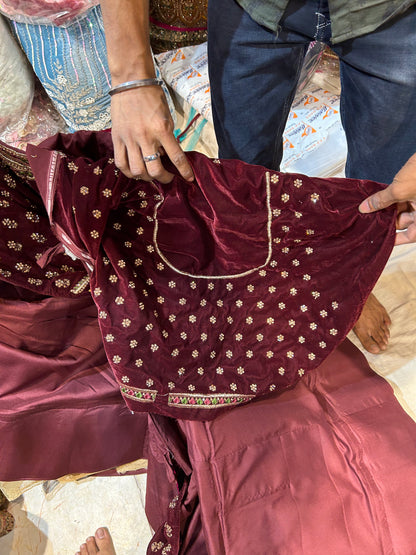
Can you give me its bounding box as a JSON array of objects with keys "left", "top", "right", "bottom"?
[
  {"left": 353, "top": 323, "right": 381, "bottom": 354},
  {"left": 365, "top": 338, "right": 381, "bottom": 354},
  {"left": 95, "top": 528, "right": 117, "bottom": 555},
  {"left": 86, "top": 536, "right": 99, "bottom": 554},
  {"left": 370, "top": 327, "right": 388, "bottom": 351}
]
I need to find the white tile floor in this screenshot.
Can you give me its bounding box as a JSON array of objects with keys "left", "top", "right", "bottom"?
[{"left": 0, "top": 475, "right": 152, "bottom": 554}]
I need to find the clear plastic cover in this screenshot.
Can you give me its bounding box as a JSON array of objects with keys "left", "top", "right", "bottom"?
[
  {"left": 0, "top": 16, "right": 34, "bottom": 137},
  {"left": 0, "top": 0, "right": 99, "bottom": 26}
]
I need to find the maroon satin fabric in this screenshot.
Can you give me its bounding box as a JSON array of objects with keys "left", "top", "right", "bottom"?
[
  {"left": 0, "top": 289, "right": 148, "bottom": 481},
  {"left": 22, "top": 130, "right": 396, "bottom": 419},
  {"left": 146, "top": 340, "right": 416, "bottom": 554}
]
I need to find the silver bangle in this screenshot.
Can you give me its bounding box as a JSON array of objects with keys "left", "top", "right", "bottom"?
[{"left": 109, "top": 78, "right": 164, "bottom": 96}]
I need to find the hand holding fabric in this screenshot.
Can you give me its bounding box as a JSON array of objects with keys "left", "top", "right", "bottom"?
[
  {"left": 100, "top": 0, "right": 194, "bottom": 184},
  {"left": 110, "top": 85, "right": 194, "bottom": 184},
  {"left": 359, "top": 153, "right": 416, "bottom": 245}
]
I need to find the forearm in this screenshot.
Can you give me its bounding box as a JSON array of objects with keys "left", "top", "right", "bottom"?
[{"left": 100, "top": 0, "right": 155, "bottom": 84}]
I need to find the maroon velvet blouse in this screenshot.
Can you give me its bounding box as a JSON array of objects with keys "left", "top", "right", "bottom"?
[{"left": 0, "top": 131, "right": 395, "bottom": 420}]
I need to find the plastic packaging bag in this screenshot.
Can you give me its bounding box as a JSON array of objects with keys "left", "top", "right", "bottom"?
[
  {"left": 157, "top": 42, "right": 212, "bottom": 122},
  {"left": 1, "top": 80, "right": 68, "bottom": 150},
  {"left": 0, "top": 15, "right": 34, "bottom": 136},
  {"left": 281, "top": 87, "right": 347, "bottom": 177},
  {"left": 0, "top": 0, "right": 99, "bottom": 26}
]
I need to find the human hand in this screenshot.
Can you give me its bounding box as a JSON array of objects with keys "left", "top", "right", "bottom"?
[
  {"left": 359, "top": 153, "right": 416, "bottom": 245},
  {"left": 110, "top": 85, "right": 194, "bottom": 184}
]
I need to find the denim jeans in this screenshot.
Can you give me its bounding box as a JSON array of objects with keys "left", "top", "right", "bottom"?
[{"left": 208, "top": 0, "right": 416, "bottom": 183}]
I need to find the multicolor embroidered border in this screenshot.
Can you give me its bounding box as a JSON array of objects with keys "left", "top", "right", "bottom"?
[
  {"left": 120, "top": 385, "right": 157, "bottom": 403},
  {"left": 70, "top": 275, "right": 90, "bottom": 294},
  {"left": 168, "top": 391, "right": 253, "bottom": 409},
  {"left": 120, "top": 384, "right": 253, "bottom": 409}
]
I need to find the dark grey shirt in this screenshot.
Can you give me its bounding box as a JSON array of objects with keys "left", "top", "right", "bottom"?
[{"left": 236, "top": 0, "right": 415, "bottom": 43}]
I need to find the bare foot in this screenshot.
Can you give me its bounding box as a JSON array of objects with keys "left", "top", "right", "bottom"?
[
  {"left": 353, "top": 293, "right": 391, "bottom": 354},
  {"left": 76, "top": 528, "right": 116, "bottom": 555}
]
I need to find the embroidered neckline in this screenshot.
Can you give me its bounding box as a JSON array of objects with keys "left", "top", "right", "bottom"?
[{"left": 152, "top": 172, "right": 273, "bottom": 280}]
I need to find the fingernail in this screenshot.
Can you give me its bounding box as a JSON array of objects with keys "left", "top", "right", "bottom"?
[
  {"left": 96, "top": 527, "right": 106, "bottom": 539},
  {"left": 359, "top": 200, "right": 369, "bottom": 213}
]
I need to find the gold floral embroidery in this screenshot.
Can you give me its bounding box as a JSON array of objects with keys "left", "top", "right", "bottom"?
[
  {"left": 15, "top": 262, "right": 30, "bottom": 273},
  {"left": 30, "top": 232, "right": 46, "bottom": 243},
  {"left": 67, "top": 162, "right": 78, "bottom": 173},
  {"left": 2, "top": 218, "right": 17, "bottom": 228},
  {"left": 55, "top": 278, "right": 71, "bottom": 288},
  {"left": 7, "top": 240, "right": 22, "bottom": 251},
  {"left": 26, "top": 211, "right": 40, "bottom": 223},
  {"left": 27, "top": 277, "right": 42, "bottom": 286}
]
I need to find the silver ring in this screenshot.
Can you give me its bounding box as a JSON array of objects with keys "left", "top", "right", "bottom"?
[{"left": 143, "top": 152, "right": 161, "bottom": 163}]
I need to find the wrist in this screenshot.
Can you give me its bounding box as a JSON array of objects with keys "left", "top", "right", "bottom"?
[{"left": 109, "top": 56, "right": 156, "bottom": 86}]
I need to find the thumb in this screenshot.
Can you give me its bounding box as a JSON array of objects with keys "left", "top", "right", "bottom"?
[{"left": 359, "top": 187, "right": 396, "bottom": 214}]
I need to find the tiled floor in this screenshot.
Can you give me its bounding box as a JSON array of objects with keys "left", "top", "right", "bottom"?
[{"left": 0, "top": 475, "right": 152, "bottom": 554}]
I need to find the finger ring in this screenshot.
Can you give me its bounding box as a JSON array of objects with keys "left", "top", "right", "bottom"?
[{"left": 143, "top": 152, "right": 161, "bottom": 163}]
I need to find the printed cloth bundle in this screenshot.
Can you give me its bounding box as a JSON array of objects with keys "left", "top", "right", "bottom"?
[
  {"left": 0, "top": 130, "right": 395, "bottom": 420},
  {"left": 8, "top": 6, "right": 175, "bottom": 132}
]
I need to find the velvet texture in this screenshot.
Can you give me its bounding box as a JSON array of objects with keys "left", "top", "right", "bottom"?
[
  {"left": 13, "top": 130, "right": 396, "bottom": 419},
  {"left": 146, "top": 340, "right": 416, "bottom": 554}
]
